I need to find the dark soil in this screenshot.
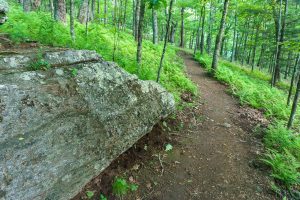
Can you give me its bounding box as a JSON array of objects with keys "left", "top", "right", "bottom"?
[{"left": 73, "top": 52, "right": 276, "bottom": 200}]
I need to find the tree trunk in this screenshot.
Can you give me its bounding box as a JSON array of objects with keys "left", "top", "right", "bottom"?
[
  {"left": 135, "top": 0, "right": 141, "bottom": 41},
  {"left": 179, "top": 7, "right": 185, "bottom": 48},
  {"left": 211, "top": 0, "right": 229, "bottom": 72},
  {"left": 287, "top": 54, "right": 300, "bottom": 106},
  {"left": 251, "top": 26, "right": 259, "bottom": 71},
  {"left": 54, "top": 0, "right": 66, "bottom": 24},
  {"left": 104, "top": 0, "right": 107, "bottom": 24},
  {"left": 272, "top": 0, "right": 287, "bottom": 86},
  {"left": 206, "top": 0, "right": 213, "bottom": 54},
  {"left": 284, "top": 52, "right": 292, "bottom": 79},
  {"left": 157, "top": 0, "right": 174, "bottom": 83},
  {"left": 132, "top": 0, "right": 135, "bottom": 35},
  {"left": 123, "top": 0, "right": 128, "bottom": 29},
  {"left": 200, "top": 5, "right": 206, "bottom": 54},
  {"left": 70, "top": 0, "right": 75, "bottom": 42},
  {"left": 32, "top": 0, "right": 41, "bottom": 10},
  {"left": 78, "top": 0, "right": 89, "bottom": 24},
  {"left": 169, "top": 21, "right": 177, "bottom": 44},
  {"left": 287, "top": 69, "right": 300, "bottom": 129},
  {"left": 49, "top": 0, "right": 54, "bottom": 18},
  {"left": 23, "top": 0, "right": 31, "bottom": 12},
  {"left": 152, "top": 8, "right": 158, "bottom": 44},
  {"left": 85, "top": 0, "right": 91, "bottom": 36},
  {"left": 257, "top": 44, "right": 265, "bottom": 69},
  {"left": 136, "top": 0, "right": 146, "bottom": 66},
  {"left": 91, "top": 0, "right": 95, "bottom": 21},
  {"left": 231, "top": 11, "right": 237, "bottom": 62},
  {"left": 97, "top": 0, "right": 100, "bottom": 15}
]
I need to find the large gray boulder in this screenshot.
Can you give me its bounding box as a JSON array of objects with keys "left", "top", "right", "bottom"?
[
  {"left": 0, "top": 0, "right": 8, "bottom": 24},
  {"left": 0, "top": 49, "right": 175, "bottom": 200}
]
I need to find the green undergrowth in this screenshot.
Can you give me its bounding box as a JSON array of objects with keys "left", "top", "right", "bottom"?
[
  {"left": 1, "top": 5, "right": 197, "bottom": 103},
  {"left": 195, "top": 53, "right": 300, "bottom": 192}
]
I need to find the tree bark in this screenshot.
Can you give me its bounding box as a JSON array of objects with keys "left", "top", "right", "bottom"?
[
  {"left": 70, "top": 0, "right": 75, "bottom": 42},
  {"left": 78, "top": 0, "right": 89, "bottom": 24},
  {"left": 206, "top": 0, "right": 213, "bottom": 54},
  {"left": 157, "top": 0, "right": 174, "bottom": 83},
  {"left": 31, "top": 0, "right": 41, "bottom": 10},
  {"left": 272, "top": 0, "right": 287, "bottom": 86},
  {"left": 136, "top": 0, "right": 145, "bottom": 66},
  {"left": 200, "top": 5, "right": 206, "bottom": 54},
  {"left": 104, "top": 0, "right": 107, "bottom": 24},
  {"left": 23, "top": 0, "right": 31, "bottom": 12},
  {"left": 170, "top": 22, "right": 177, "bottom": 44},
  {"left": 179, "top": 7, "right": 185, "bottom": 48},
  {"left": 54, "top": 0, "right": 66, "bottom": 24},
  {"left": 287, "top": 68, "right": 300, "bottom": 129},
  {"left": 123, "top": 0, "right": 128, "bottom": 29},
  {"left": 231, "top": 11, "right": 237, "bottom": 62},
  {"left": 49, "top": 0, "right": 54, "bottom": 18},
  {"left": 211, "top": 0, "right": 229, "bottom": 72},
  {"left": 152, "top": 8, "right": 158, "bottom": 44},
  {"left": 251, "top": 26, "right": 259, "bottom": 71},
  {"left": 135, "top": 0, "right": 141, "bottom": 41},
  {"left": 287, "top": 54, "right": 300, "bottom": 106}
]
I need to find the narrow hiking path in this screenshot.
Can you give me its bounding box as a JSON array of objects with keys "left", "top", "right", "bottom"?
[
  {"left": 76, "top": 52, "right": 275, "bottom": 200},
  {"left": 122, "top": 53, "right": 275, "bottom": 200}
]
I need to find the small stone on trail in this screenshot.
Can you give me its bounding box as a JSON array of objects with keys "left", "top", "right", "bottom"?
[{"left": 223, "top": 123, "right": 231, "bottom": 128}]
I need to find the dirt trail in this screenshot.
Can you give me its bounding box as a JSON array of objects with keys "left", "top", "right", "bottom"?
[
  {"left": 75, "top": 53, "right": 275, "bottom": 200},
  {"left": 122, "top": 53, "right": 275, "bottom": 200}
]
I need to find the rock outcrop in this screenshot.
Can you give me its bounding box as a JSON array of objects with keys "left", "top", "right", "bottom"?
[
  {"left": 0, "top": 48, "right": 175, "bottom": 200},
  {"left": 0, "top": 0, "right": 8, "bottom": 24}
]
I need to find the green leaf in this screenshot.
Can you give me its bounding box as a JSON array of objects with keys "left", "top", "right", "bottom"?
[
  {"left": 165, "top": 144, "right": 173, "bottom": 152},
  {"left": 86, "top": 191, "right": 94, "bottom": 199},
  {"left": 130, "top": 184, "right": 139, "bottom": 192},
  {"left": 100, "top": 194, "right": 107, "bottom": 200}
]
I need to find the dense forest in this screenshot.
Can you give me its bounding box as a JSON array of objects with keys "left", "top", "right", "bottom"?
[{"left": 1, "top": 0, "right": 300, "bottom": 199}]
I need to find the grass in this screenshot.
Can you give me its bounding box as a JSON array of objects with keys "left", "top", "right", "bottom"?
[
  {"left": 1, "top": 4, "right": 197, "bottom": 103},
  {"left": 194, "top": 53, "right": 300, "bottom": 191}
]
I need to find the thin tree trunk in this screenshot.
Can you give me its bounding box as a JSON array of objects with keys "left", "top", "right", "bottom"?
[
  {"left": 272, "top": 0, "right": 287, "bottom": 86},
  {"left": 152, "top": 8, "right": 158, "bottom": 44},
  {"left": 179, "top": 7, "right": 185, "bottom": 48},
  {"left": 287, "top": 70, "right": 300, "bottom": 129},
  {"left": 284, "top": 52, "right": 292, "bottom": 79},
  {"left": 136, "top": 0, "right": 145, "bottom": 66},
  {"left": 91, "top": 0, "right": 95, "bottom": 20},
  {"left": 54, "top": 0, "right": 66, "bottom": 24},
  {"left": 49, "top": 0, "right": 54, "bottom": 18},
  {"left": 70, "top": 0, "right": 75, "bottom": 42},
  {"left": 135, "top": 0, "right": 140, "bottom": 41},
  {"left": 206, "top": 0, "right": 213, "bottom": 54},
  {"left": 85, "top": 0, "right": 90, "bottom": 36},
  {"left": 123, "top": 0, "right": 128, "bottom": 29},
  {"left": 104, "top": 0, "right": 107, "bottom": 24},
  {"left": 287, "top": 54, "right": 300, "bottom": 106},
  {"left": 231, "top": 11, "right": 237, "bottom": 62},
  {"left": 23, "top": 0, "right": 31, "bottom": 12},
  {"left": 169, "top": 21, "right": 177, "bottom": 44},
  {"left": 132, "top": 0, "right": 135, "bottom": 35},
  {"left": 97, "top": 0, "right": 100, "bottom": 15},
  {"left": 211, "top": 0, "right": 229, "bottom": 72},
  {"left": 251, "top": 26, "right": 259, "bottom": 71},
  {"left": 157, "top": 0, "right": 174, "bottom": 83},
  {"left": 200, "top": 5, "right": 206, "bottom": 54}
]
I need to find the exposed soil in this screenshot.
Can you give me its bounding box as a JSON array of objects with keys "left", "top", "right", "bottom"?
[{"left": 73, "top": 52, "right": 276, "bottom": 200}]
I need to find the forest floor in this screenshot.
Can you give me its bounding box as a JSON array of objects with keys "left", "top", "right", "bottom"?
[{"left": 74, "top": 52, "right": 276, "bottom": 200}]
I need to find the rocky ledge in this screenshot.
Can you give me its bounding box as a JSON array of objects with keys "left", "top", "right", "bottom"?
[{"left": 0, "top": 48, "right": 175, "bottom": 200}]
